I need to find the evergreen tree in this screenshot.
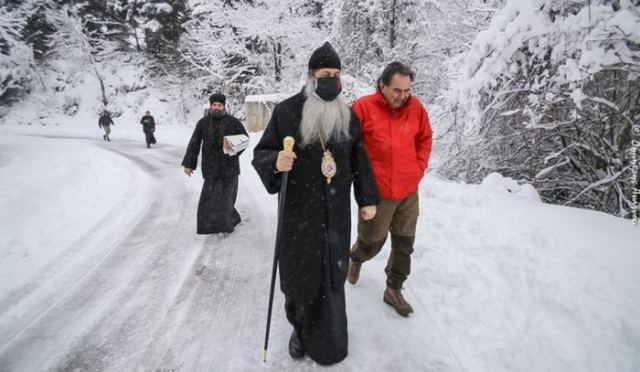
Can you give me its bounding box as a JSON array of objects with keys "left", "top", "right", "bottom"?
[
  {"left": 108, "top": 0, "right": 144, "bottom": 52},
  {"left": 0, "top": 2, "right": 36, "bottom": 106},
  {"left": 20, "top": 2, "right": 56, "bottom": 60},
  {"left": 139, "top": 0, "right": 188, "bottom": 67}
]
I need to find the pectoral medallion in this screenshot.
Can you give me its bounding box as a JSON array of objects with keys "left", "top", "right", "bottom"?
[{"left": 321, "top": 150, "right": 337, "bottom": 184}]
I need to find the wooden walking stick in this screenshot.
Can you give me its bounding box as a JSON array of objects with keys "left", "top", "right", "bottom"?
[{"left": 262, "top": 136, "right": 295, "bottom": 362}]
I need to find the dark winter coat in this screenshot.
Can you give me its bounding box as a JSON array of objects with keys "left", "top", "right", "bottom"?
[
  {"left": 182, "top": 112, "right": 248, "bottom": 179},
  {"left": 98, "top": 115, "right": 113, "bottom": 127},
  {"left": 140, "top": 115, "right": 156, "bottom": 133},
  {"left": 252, "top": 91, "right": 380, "bottom": 301}
]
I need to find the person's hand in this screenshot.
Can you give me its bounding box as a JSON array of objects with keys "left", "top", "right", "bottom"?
[
  {"left": 360, "top": 205, "right": 377, "bottom": 221},
  {"left": 223, "top": 138, "right": 232, "bottom": 152},
  {"left": 184, "top": 167, "right": 193, "bottom": 177},
  {"left": 275, "top": 150, "right": 297, "bottom": 172}
]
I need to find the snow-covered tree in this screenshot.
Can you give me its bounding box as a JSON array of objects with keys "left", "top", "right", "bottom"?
[
  {"left": 46, "top": 5, "right": 121, "bottom": 108},
  {"left": 180, "top": 0, "right": 325, "bottom": 107},
  {"left": 139, "top": 0, "right": 188, "bottom": 67},
  {"left": 20, "top": 2, "right": 56, "bottom": 61},
  {"left": 0, "top": 3, "right": 37, "bottom": 107},
  {"left": 334, "top": 0, "right": 388, "bottom": 93},
  {"left": 439, "top": 0, "right": 640, "bottom": 217},
  {"left": 335, "top": 0, "right": 503, "bottom": 101},
  {"left": 105, "top": 0, "right": 139, "bottom": 51}
]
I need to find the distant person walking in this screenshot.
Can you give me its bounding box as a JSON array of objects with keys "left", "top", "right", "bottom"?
[
  {"left": 140, "top": 111, "right": 157, "bottom": 148},
  {"left": 98, "top": 111, "right": 114, "bottom": 141},
  {"left": 182, "top": 94, "right": 249, "bottom": 234}
]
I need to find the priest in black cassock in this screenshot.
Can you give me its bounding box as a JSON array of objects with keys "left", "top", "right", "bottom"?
[
  {"left": 182, "top": 93, "right": 249, "bottom": 234},
  {"left": 252, "top": 42, "right": 380, "bottom": 365}
]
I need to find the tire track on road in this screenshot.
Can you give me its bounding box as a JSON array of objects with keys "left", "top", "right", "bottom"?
[{"left": 0, "top": 138, "right": 197, "bottom": 371}]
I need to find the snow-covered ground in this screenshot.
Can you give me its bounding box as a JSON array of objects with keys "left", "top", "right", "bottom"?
[{"left": 0, "top": 115, "right": 639, "bottom": 372}]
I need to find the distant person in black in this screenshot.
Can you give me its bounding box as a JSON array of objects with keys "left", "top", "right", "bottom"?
[
  {"left": 182, "top": 93, "right": 249, "bottom": 234},
  {"left": 98, "top": 111, "right": 114, "bottom": 141},
  {"left": 140, "top": 111, "right": 157, "bottom": 148}
]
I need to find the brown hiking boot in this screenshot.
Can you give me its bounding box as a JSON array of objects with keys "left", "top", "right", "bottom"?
[
  {"left": 383, "top": 287, "right": 414, "bottom": 317},
  {"left": 347, "top": 259, "right": 361, "bottom": 285}
]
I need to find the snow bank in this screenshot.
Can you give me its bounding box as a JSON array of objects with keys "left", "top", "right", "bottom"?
[{"left": 480, "top": 172, "right": 541, "bottom": 202}]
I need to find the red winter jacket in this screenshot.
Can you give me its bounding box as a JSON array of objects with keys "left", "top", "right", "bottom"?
[{"left": 353, "top": 90, "right": 433, "bottom": 200}]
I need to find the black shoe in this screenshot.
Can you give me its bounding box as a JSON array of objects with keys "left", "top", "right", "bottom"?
[
  {"left": 103, "top": 134, "right": 106, "bottom": 141},
  {"left": 288, "top": 330, "right": 304, "bottom": 359},
  {"left": 147, "top": 143, "right": 150, "bottom": 148},
  {"left": 106, "top": 136, "right": 110, "bottom": 142}
]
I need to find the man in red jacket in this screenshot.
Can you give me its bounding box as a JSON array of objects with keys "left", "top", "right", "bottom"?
[{"left": 348, "top": 62, "right": 433, "bottom": 317}]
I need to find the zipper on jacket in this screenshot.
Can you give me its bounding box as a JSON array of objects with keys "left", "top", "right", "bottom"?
[{"left": 388, "top": 111, "right": 394, "bottom": 198}]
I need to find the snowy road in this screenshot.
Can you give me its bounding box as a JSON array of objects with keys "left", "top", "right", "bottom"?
[
  {"left": 0, "top": 127, "right": 638, "bottom": 371},
  {"left": 0, "top": 133, "right": 463, "bottom": 371}
]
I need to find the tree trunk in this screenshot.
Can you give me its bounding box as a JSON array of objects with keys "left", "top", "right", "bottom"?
[
  {"left": 132, "top": 24, "right": 141, "bottom": 52},
  {"left": 93, "top": 66, "right": 108, "bottom": 107},
  {"left": 273, "top": 41, "right": 282, "bottom": 82},
  {"left": 390, "top": 0, "right": 397, "bottom": 49}
]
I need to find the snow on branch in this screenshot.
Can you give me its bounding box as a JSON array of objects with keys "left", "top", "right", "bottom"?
[{"left": 438, "top": 0, "right": 640, "bottom": 218}]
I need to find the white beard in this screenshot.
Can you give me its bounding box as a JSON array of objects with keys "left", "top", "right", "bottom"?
[{"left": 299, "top": 78, "right": 351, "bottom": 146}]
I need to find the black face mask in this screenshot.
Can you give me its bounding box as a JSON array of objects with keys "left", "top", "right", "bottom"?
[{"left": 314, "top": 77, "right": 342, "bottom": 101}]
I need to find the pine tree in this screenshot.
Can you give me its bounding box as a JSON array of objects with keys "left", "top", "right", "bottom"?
[
  {"left": 0, "top": 1, "right": 37, "bottom": 106},
  {"left": 20, "top": 2, "right": 56, "bottom": 60},
  {"left": 139, "top": 0, "right": 188, "bottom": 67}
]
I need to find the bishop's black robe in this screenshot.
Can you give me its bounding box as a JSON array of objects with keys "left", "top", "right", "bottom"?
[{"left": 252, "top": 91, "right": 380, "bottom": 364}]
